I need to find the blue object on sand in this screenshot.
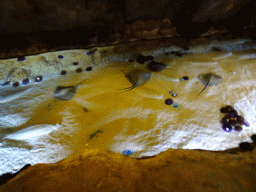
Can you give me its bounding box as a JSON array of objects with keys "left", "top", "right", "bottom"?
[
  {"left": 122, "top": 150, "right": 132, "bottom": 156},
  {"left": 172, "top": 104, "right": 178, "bottom": 108}
]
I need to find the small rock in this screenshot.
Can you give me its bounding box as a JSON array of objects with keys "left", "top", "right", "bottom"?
[{"left": 165, "top": 98, "right": 173, "bottom": 105}]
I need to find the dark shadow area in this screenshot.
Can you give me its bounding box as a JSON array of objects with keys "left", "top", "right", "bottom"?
[
  {"left": 0, "top": 164, "right": 31, "bottom": 186},
  {"left": 0, "top": 0, "right": 255, "bottom": 58}
]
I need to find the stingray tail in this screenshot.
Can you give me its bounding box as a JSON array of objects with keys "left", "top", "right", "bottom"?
[
  {"left": 76, "top": 79, "right": 88, "bottom": 88},
  {"left": 117, "top": 83, "right": 137, "bottom": 92},
  {"left": 196, "top": 82, "right": 210, "bottom": 98}
]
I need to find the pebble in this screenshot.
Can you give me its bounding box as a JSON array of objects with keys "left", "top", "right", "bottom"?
[
  {"left": 171, "top": 93, "right": 177, "bottom": 97},
  {"left": 220, "top": 105, "right": 235, "bottom": 113},
  {"left": 35, "top": 76, "right": 43, "bottom": 82},
  {"left": 76, "top": 68, "right": 83, "bottom": 73},
  {"left": 228, "top": 119, "right": 237, "bottom": 125},
  {"left": 165, "top": 98, "right": 173, "bottom": 105},
  {"left": 228, "top": 109, "right": 238, "bottom": 117},
  {"left": 222, "top": 123, "right": 232, "bottom": 132},
  {"left": 234, "top": 125, "right": 243, "bottom": 132},
  {"left": 220, "top": 117, "right": 229, "bottom": 124},
  {"left": 60, "top": 70, "right": 67, "bottom": 75},
  {"left": 22, "top": 78, "right": 29, "bottom": 85},
  {"left": 13, "top": 82, "right": 19, "bottom": 87},
  {"left": 3, "top": 81, "right": 10, "bottom": 86},
  {"left": 236, "top": 116, "right": 250, "bottom": 127}
]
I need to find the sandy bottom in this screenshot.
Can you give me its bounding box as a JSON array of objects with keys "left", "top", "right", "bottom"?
[{"left": 0, "top": 49, "right": 256, "bottom": 174}]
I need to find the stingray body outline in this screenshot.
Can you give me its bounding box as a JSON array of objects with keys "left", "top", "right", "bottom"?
[
  {"left": 119, "top": 69, "right": 151, "bottom": 92},
  {"left": 196, "top": 73, "right": 222, "bottom": 98}
]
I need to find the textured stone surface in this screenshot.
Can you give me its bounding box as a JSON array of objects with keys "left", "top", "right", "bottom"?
[
  {"left": 0, "top": 148, "right": 256, "bottom": 192},
  {"left": 0, "top": 0, "right": 255, "bottom": 58}
]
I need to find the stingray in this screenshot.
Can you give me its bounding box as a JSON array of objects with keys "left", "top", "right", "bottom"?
[
  {"left": 120, "top": 69, "right": 151, "bottom": 91},
  {"left": 54, "top": 79, "right": 86, "bottom": 100},
  {"left": 196, "top": 73, "right": 222, "bottom": 98}
]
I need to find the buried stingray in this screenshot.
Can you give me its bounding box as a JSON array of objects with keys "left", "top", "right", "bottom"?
[
  {"left": 54, "top": 79, "right": 86, "bottom": 100},
  {"left": 196, "top": 73, "right": 222, "bottom": 98},
  {"left": 119, "top": 69, "right": 151, "bottom": 91}
]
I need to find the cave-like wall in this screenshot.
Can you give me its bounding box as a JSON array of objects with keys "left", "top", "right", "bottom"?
[
  {"left": 0, "top": 0, "right": 256, "bottom": 58},
  {"left": 1, "top": 148, "right": 256, "bottom": 192}
]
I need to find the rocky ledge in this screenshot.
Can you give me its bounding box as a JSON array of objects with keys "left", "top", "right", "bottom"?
[{"left": 0, "top": 147, "right": 256, "bottom": 192}]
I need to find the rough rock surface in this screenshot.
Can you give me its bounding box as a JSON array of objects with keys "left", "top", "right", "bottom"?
[
  {"left": 0, "top": 0, "right": 256, "bottom": 58},
  {"left": 0, "top": 148, "right": 256, "bottom": 192}
]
